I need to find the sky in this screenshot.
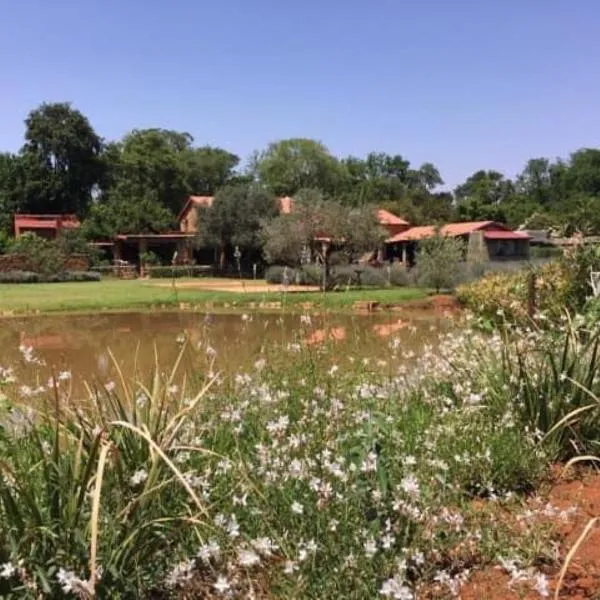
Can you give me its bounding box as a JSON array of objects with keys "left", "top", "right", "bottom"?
[{"left": 1, "top": 0, "right": 599, "bottom": 188}]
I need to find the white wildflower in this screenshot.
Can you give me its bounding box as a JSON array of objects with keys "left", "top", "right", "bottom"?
[
  {"left": 129, "top": 469, "right": 148, "bottom": 487},
  {"left": 283, "top": 560, "right": 298, "bottom": 574},
  {"left": 251, "top": 537, "right": 277, "bottom": 557},
  {"left": 400, "top": 474, "right": 420, "bottom": 498},
  {"left": 213, "top": 574, "right": 231, "bottom": 594},
  {"left": 364, "top": 538, "right": 378, "bottom": 558},
  {"left": 380, "top": 575, "right": 413, "bottom": 599},
  {"left": 0, "top": 562, "right": 16, "bottom": 579},
  {"left": 238, "top": 548, "right": 260, "bottom": 567},
  {"left": 534, "top": 573, "right": 549, "bottom": 597},
  {"left": 291, "top": 501, "right": 304, "bottom": 515}
]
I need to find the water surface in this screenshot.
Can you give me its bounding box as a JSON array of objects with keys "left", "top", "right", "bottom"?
[{"left": 0, "top": 311, "right": 447, "bottom": 395}]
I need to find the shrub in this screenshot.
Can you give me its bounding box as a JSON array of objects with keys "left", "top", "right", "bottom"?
[
  {"left": 387, "top": 262, "right": 412, "bottom": 287},
  {"left": 146, "top": 265, "right": 212, "bottom": 279},
  {"left": 0, "top": 271, "right": 39, "bottom": 284},
  {"left": 530, "top": 245, "right": 563, "bottom": 259},
  {"left": 415, "top": 233, "right": 465, "bottom": 292},
  {"left": 7, "top": 233, "right": 64, "bottom": 275},
  {"left": 457, "top": 261, "right": 572, "bottom": 323},
  {"left": 0, "top": 270, "right": 100, "bottom": 284},
  {"left": 264, "top": 265, "right": 290, "bottom": 284}
]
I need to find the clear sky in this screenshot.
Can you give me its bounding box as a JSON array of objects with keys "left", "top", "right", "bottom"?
[{"left": 1, "top": 0, "right": 599, "bottom": 187}]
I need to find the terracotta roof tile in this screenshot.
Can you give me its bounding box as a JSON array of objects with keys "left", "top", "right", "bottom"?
[
  {"left": 387, "top": 221, "right": 510, "bottom": 243},
  {"left": 376, "top": 209, "right": 409, "bottom": 226}
]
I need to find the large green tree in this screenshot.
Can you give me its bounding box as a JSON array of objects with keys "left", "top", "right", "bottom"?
[
  {"left": 0, "top": 153, "right": 25, "bottom": 234},
  {"left": 253, "top": 139, "right": 344, "bottom": 196},
  {"left": 455, "top": 170, "right": 515, "bottom": 222},
  {"left": 20, "top": 102, "right": 103, "bottom": 215},
  {"left": 88, "top": 129, "right": 240, "bottom": 237},
  {"left": 195, "top": 184, "right": 278, "bottom": 269}
]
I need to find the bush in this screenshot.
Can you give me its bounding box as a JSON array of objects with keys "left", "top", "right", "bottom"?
[
  {"left": 146, "top": 265, "right": 213, "bottom": 279},
  {"left": 0, "top": 271, "right": 39, "bottom": 283},
  {"left": 415, "top": 233, "right": 465, "bottom": 292},
  {"left": 457, "top": 261, "right": 572, "bottom": 323},
  {"left": 264, "top": 265, "right": 323, "bottom": 285},
  {"left": 7, "top": 233, "right": 64, "bottom": 275},
  {"left": 530, "top": 245, "right": 563, "bottom": 259},
  {"left": 387, "top": 262, "right": 412, "bottom": 287},
  {"left": 0, "top": 270, "right": 100, "bottom": 284}
]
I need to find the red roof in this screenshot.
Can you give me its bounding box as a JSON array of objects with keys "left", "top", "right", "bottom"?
[
  {"left": 179, "top": 195, "right": 405, "bottom": 225},
  {"left": 387, "top": 221, "right": 510, "bottom": 243},
  {"left": 14, "top": 214, "right": 80, "bottom": 231},
  {"left": 377, "top": 209, "right": 409, "bottom": 226}
]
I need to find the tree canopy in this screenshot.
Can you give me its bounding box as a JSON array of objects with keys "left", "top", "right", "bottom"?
[
  {"left": 195, "top": 184, "right": 279, "bottom": 268},
  {"left": 3, "top": 100, "right": 600, "bottom": 247}
]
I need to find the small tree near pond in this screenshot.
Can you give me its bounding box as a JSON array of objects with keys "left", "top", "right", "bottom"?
[
  {"left": 415, "top": 230, "right": 465, "bottom": 293},
  {"left": 195, "top": 184, "right": 279, "bottom": 269},
  {"left": 260, "top": 188, "right": 386, "bottom": 287}
]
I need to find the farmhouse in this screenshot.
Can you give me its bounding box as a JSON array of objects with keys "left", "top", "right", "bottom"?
[
  {"left": 385, "top": 221, "right": 530, "bottom": 264},
  {"left": 14, "top": 214, "right": 80, "bottom": 239},
  {"left": 178, "top": 195, "right": 410, "bottom": 239}
]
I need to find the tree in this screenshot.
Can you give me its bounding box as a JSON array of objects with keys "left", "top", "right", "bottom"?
[
  {"left": 195, "top": 184, "right": 278, "bottom": 269},
  {"left": 455, "top": 170, "right": 514, "bottom": 222},
  {"left": 20, "top": 102, "right": 103, "bottom": 215},
  {"left": 83, "top": 192, "right": 174, "bottom": 239},
  {"left": 108, "top": 129, "right": 194, "bottom": 215},
  {"left": 261, "top": 189, "right": 386, "bottom": 284},
  {"left": 184, "top": 146, "right": 240, "bottom": 195},
  {"left": 254, "top": 139, "right": 344, "bottom": 196},
  {"left": 409, "top": 162, "right": 444, "bottom": 191},
  {"left": 0, "top": 153, "right": 25, "bottom": 234},
  {"left": 415, "top": 232, "right": 465, "bottom": 293},
  {"left": 515, "top": 158, "right": 553, "bottom": 206}
]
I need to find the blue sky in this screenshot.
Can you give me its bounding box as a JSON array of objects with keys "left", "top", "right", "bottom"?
[{"left": 1, "top": 0, "right": 599, "bottom": 187}]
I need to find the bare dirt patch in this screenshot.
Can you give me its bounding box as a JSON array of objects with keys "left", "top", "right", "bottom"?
[{"left": 456, "top": 470, "right": 600, "bottom": 600}]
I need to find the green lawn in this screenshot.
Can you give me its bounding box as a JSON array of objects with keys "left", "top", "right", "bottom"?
[{"left": 0, "top": 278, "right": 429, "bottom": 314}]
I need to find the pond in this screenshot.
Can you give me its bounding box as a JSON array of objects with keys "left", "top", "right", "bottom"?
[{"left": 0, "top": 311, "right": 449, "bottom": 396}]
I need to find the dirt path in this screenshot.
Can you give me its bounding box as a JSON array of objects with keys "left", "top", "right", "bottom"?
[{"left": 149, "top": 279, "right": 320, "bottom": 293}]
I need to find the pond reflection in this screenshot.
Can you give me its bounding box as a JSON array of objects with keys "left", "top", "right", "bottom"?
[{"left": 0, "top": 311, "right": 449, "bottom": 395}]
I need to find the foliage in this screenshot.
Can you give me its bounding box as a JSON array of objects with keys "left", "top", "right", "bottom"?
[
  {"left": 0, "top": 326, "right": 562, "bottom": 598},
  {"left": 252, "top": 138, "right": 344, "bottom": 196},
  {"left": 414, "top": 232, "right": 464, "bottom": 292},
  {"left": 195, "top": 184, "right": 278, "bottom": 268},
  {"left": 18, "top": 103, "right": 103, "bottom": 216},
  {"left": 459, "top": 244, "right": 600, "bottom": 324},
  {"left": 139, "top": 250, "right": 159, "bottom": 266},
  {"left": 261, "top": 189, "right": 386, "bottom": 274},
  {"left": 0, "top": 270, "right": 100, "bottom": 284},
  {"left": 7, "top": 233, "right": 65, "bottom": 275},
  {"left": 83, "top": 193, "right": 174, "bottom": 238},
  {"left": 457, "top": 262, "right": 572, "bottom": 323},
  {"left": 146, "top": 265, "right": 213, "bottom": 279}
]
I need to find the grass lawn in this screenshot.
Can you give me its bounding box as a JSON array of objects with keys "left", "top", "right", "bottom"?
[{"left": 0, "top": 278, "right": 429, "bottom": 314}]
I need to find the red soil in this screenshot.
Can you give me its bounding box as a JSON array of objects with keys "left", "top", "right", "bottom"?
[{"left": 457, "top": 470, "right": 600, "bottom": 600}]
